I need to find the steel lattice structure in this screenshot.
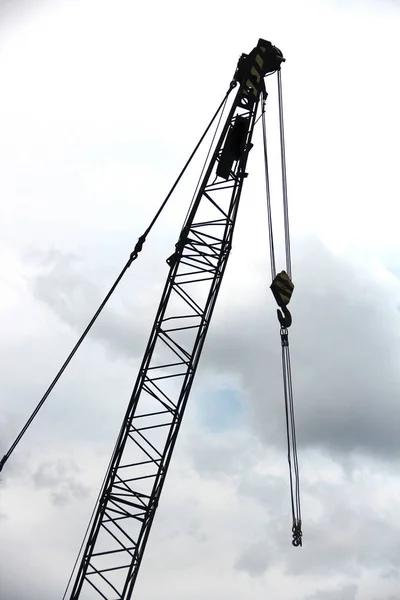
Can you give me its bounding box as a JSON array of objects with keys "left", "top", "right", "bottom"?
[{"left": 68, "top": 39, "right": 284, "bottom": 599}]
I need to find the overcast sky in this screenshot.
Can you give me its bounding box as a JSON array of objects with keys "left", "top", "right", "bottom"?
[{"left": 1, "top": 1, "right": 400, "bottom": 599}]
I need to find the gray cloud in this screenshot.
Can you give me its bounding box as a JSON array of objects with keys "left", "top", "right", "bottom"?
[
  {"left": 201, "top": 238, "right": 400, "bottom": 462},
  {"left": 32, "top": 238, "right": 400, "bottom": 463},
  {"left": 0, "top": 0, "right": 48, "bottom": 30},
  {"left": 234, "top": 541, "right": 270, "bottom": 577},
  {"left": 233, "top": 468, "right": 400, "bottom": 579},
  {"left": 26, "top": 234, "right": 400, "bottom": 591},
  {"left": 305, "top": 584, "right": 357, "bottom": 600},
  {"left": 32, "top": 458, "right": 89, "bottom": 506},
  {"left": 381, "top": 569, "right": 399, "bottom": 580},
  {"left": 185, "top": 421, "right": 400, "bottom": 582},
  {"left": 29, "top": 248, "right": 166, "bottom": 363}
]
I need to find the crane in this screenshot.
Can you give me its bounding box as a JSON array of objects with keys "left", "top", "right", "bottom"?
[{"left": 0, "top": 38, "right": 301, "bottom": 599}]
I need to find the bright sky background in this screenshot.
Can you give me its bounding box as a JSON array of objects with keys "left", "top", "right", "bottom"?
[{"left": 1, "top": 1, "right": 400, "bottom": 599}]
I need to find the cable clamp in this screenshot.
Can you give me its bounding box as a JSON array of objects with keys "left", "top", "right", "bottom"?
[
  {"left": 129, "top": 234, "right": 146, "bottom": 264},
  {"left": 166, "top": 228, "right": 189, "bottom": 267},
  {"left": 292, "top": 520, "right": 303, "bottom": 547},
  {"left": 280, "top": 329, "right": 289, "bottom": 347}
]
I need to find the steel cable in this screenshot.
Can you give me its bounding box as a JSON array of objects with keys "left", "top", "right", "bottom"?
[
  {"left": 277, "top": 69, "right": 292, "bottom": 279},
  {"left": 262, "top": 71, "right": 302, "bottom": 546},
  {"left": 261, "top": 94, "right": 277, "bottom": 281}
]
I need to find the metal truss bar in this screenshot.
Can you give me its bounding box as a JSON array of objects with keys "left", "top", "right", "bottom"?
[
  {"left": 180, "top": 252, "right": 221, "bottom": 264},
  {"left": 104, "top": 511, "right": 141, "bottom": 539},
  {"left": 103, "top": 514, "right": 141, "bottom": 525},
  {"left": 175, "top": 276, "right": 214, "bottom": 286},
  {"left": 142, "top": 382, "right": 177, "bottom": 411},
  {"left": 102, "top": 502, "right": 147, "bottom": 519},
  {"left": 148, "top": 361, "right": 187, "bottom": 370},
  {"left": 188, "top": 229, "right": 224, "bottom": 243},
  {"left": 108, "top": 498, "right": 146, "bottom": 513},
  {"left": 191, "top": 218, "right": 227, "bottom": 227},
  {"left": 171, "top": 284, "right": 204, "bottom": 315},
  {"left": 132, "top": 410, "right": 170, "bottom": 418},
  {"left": 113, "top": 477, "right": 146, "bottom": 498},
  {"left": 88, "top": 564, "right": 132, "bottom": 575},
  {"left": 101, "top": 521, "right": 137, "bottom": 551},
  {"left": 134, "top": 422, "right": 170, "bottom": 432},
  {"left": 141, "top": 384, "right": 175, "bottom": 412},
  {"left": 163, "top": 324, "right": 200, "bottom": 333},
  {"left": 92, "top": 547, "right": 136, "bottom": 558},
  {"left": 180, "top": 255, "right": 216, "bottom": 270},
  {"left": 85, "top": 576, "right": 109, "bottom": 600},
  {"left": 156, "top": 332, "right": 191, "bottom": 363},
  {"left": 185, "top": 243, "right": 220, "bottom": 257},
  {"left": 103, "top": 505, "right": 132, "bottom": 519},
  {"left": 205, "top": 183, "right": 237, "bottom": 191},
  {"left": 105, "top": 502, "right": 140, "bottom": 521},
  {"left": 189, "top": 229, "right": 224, "bottom": 243},
  {"left": 118, "top": 457, "right": 158, "bottom": 470},
  {"left": 113, "top": 480, "right": 154, "bottom": 494},
  {"left": 149, "top": 372, "right": 187, "bottom": 382},
  {"left": 186, "top": 243, "right": 221, "bottom": 259},
  {"left": 163, "top": 314, "right": 201, "bottom": 322},
  {"left": 204, "top": 191, "right": 229, "bottom": 217},
  {"left": 86, "top": 567, "right": 123, "bottom": 597},
  {"left": 126, "top": 433, "right": 162, "bottom": 461},
  {"left": 122, "top": 473, "right": 157, "bottom": 483},
  {"left": 86, "top": 564, "right": 121, "bottom": 592},
  {"left": 187, "top": 236, "right": 224, "bottom": 250}
]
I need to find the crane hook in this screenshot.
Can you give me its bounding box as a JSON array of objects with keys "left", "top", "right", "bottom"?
[{"left": 277, "top": 305, "right": 292, "bottom": 328}]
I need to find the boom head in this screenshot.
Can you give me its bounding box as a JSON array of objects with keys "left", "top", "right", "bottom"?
[{"left": 234, "top": 38, "right": 285, "bottom": 108}]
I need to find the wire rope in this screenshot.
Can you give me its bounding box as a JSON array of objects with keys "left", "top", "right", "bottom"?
[{"left": 262, "top": 71, "right": 302, "bottom": 547}]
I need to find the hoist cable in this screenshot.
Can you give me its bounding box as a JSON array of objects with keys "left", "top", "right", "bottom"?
[
  {"left": 261, "top": 94, "right": 276, "bottom": 281},
  {"left": 0, "top": 82, "right": 236, "bottom": 475},
  {"left": 281, "top": 335, "right": 301, "bottom": 545},
  {"left": 281, "top": 341, "right": 295, "bottom": 520},
  {"left": 262, "top": 71, "right": 302, "bottom": 546},
  {"left": 277, "top": 69, "right": 292, "bottom": 279},
  {"left": 286, "top": 344, "right": 301, "bottom": 523}
]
